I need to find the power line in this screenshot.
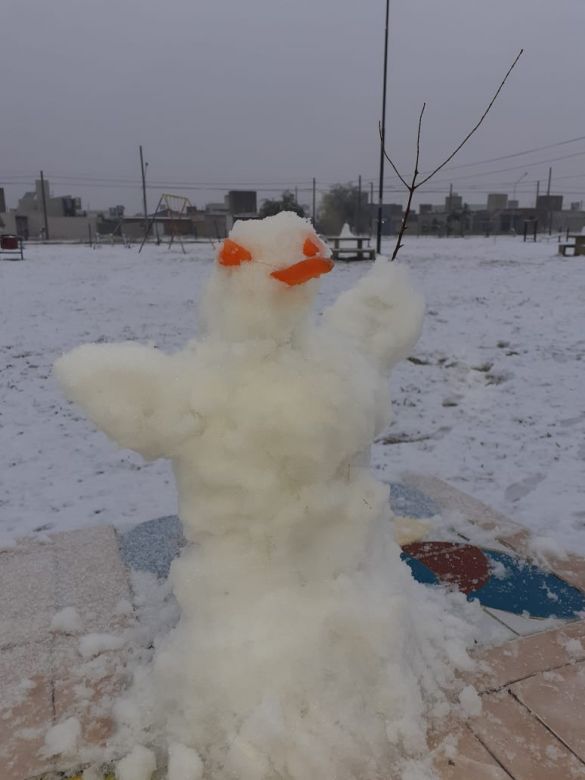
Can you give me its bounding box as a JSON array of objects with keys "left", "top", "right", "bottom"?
[{"left": 418, "top": 134, "right": 585, "bottom": 173}]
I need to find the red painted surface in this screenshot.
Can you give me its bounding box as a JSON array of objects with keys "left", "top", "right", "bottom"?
[{"left": 402, "top": 542, "right": 490, "bottom": 595}]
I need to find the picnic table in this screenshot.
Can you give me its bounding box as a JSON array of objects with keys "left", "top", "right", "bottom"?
[
  {"left": 325, "top": 235, "right": 376, "bottom": 261},
  {"left": 558, "top": 234, "right": 585, "bottom": 257}
]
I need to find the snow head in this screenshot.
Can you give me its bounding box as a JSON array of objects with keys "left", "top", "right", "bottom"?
[{"left": 201, "top": 211, "right": 333, "bottom": 343}]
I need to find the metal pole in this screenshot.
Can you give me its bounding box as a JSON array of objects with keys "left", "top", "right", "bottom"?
[
  {"left": 312, "top": 178, "right": 316, "bottom": 225},
  {"left": 40, "top": 170, "right": 49, "bottom": 241},
  {"left": 370, "top": 181, "right": 374, "bottom": 236},
  {"left": 139, "top": 145, "right": 148, "bottom": 239},
  {"left": 376, "top": 0, "right": 391, "bottom": 255},
  {"left": 536, "top": 180, "right": 540, "bottom": 207},
  {"left": 547, "top": 167, "right": 552, "bottom": 235},
  {"left": 357, "top": 175, "right": 362, "bottom": 234}
]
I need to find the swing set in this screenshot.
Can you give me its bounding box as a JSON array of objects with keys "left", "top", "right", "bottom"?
[{"left": 138, "top": 193, "right": 193, "bottom": 254}]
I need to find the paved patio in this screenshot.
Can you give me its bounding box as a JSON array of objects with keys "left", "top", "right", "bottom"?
[{"left": 1, "top": 477, "right": 585, "bottom": 779}]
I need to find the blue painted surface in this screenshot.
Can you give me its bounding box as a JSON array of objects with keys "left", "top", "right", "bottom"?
[
  {"left": 476, "top": 549, "right": 585, "bottom": 619},
  {"left": 118, "top": 515, "right": 184, "bottom": 579},
  {"left": 401, "top": 546, "right": 585, "bottom": 620},
  {"left": 388, "top": 482, "right": 440, "bottom": 519}
]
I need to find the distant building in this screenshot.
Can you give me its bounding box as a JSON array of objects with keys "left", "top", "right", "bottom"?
[
  {"left": 487, "top": 193, "right": 508, "bottom": 211},
  {"left": 369, "top": 203, "right": 404, "bottom": 235},
  {"left": 507, "top": 199, "right": 519, "bottom": 210},
  {"left": 418, "top": 203, "right": 433, "bottom": 214},
  {"left": 445, "top": 192, "right": 463, "bottom": 211},
  {"left": 537, "top": 195, "right": 563, "bottom": 212},
  {"left": 0, "top": 187, "right": 6, "bottom": 215},
  {"left": 226, "top": 190, "right": 257, "bottom": 219},
  {"left": 1, "top": 178, "right": 97, "bottom": 240}
]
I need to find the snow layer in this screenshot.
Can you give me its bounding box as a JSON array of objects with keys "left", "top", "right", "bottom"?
[
  {"left": 42, "top": 716, "right": 81, "bottom": 757},
  {"left": 50, "top": 605, "right": 82, "bottom": 634},
  {"left": 116, "top": 745, "right": 157, "bottom": 780},
  {"left": 2, "top": 235, "right": 583, "bottom": 553}
]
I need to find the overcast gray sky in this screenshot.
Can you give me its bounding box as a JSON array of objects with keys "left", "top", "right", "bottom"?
[{"left": 1, "top": 0, "right": 584, "bottom": 213}]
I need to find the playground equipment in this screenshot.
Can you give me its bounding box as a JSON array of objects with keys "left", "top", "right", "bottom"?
[{"left": 138, "top": 193, "right": 193, "bottom": 254}]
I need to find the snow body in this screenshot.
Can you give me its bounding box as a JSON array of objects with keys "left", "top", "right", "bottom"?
[{"left": 55, "top": 212, "right": 468, "bottom": 778}]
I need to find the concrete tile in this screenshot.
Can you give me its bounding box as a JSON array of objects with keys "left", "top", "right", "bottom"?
[
  {"left": 551, "top": 556, "right": 585, "bottom": 594},
  {"left": 0, "top": 642, "right": 55, "bottom": 780},
  {"left": 433, "top": 726, "right": 512, "bottom": 779},
  {"left": 511, "top": 662, "right": 585, "bottom": 763},
  {"left": 473, "top": 620, "right": 585, "bottom": 692},
  {"left": 0, "top": 547, "right": 57, "bottom": 649},
  {"left": 402, "top": 474, "right": 522, "bottom": 536},
  {"left": 483, "top": 607, "right": 566, "bottom": 637},
  {"left": 51, "top": 635, "right": 131, "bottom": 751},
  {"left": 470, "top": 691, "right": 585, "bottom": 779},
  {"left": 52, "top": 526, "right": 131, "bottom": 613}
]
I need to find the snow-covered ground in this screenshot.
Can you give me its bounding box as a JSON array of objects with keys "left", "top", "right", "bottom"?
[{"left": 2, "top": 236, "right": 584, "bottom": 552}]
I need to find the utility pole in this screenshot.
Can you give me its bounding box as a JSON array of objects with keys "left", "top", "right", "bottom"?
[
  {"left": 370, "top": 181, "right": 374, "bottom": 236},
  {"left": 536, "top": 180, "right": 540, "bottom": 206},
  {"left": 312, "top": 178, "right": 316, "bottom": 225},
  {"left": 139, "top": 145, "right": 148, "bottom": 239},
  {"left": 376, "top": 0, "right": 391, "bottom": 254},
  {"left": 357, "top": 175, "right": 362, "bottom": 234},
  {"left": 39, "top": 170, "right": 50, "bottom": 241},
  {"left": 547, "top": 167, "right": 552, "bottom": 236}
]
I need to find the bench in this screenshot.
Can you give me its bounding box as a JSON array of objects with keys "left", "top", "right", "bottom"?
[
  {"left": 325, "top": 235, "right": 376, "bottom": 262},
  {"left": 333, "top": 247, "right": 376, "bottom": 261},
  {"left": 559, "top": 235, "right": 585, "bottom": 257},
  {"left": 0, "top": 234, "right": 24, "bottom": 261}
]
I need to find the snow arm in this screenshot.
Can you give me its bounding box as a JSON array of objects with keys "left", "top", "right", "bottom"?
[
  {"left": 54, "top": 342, "right": 203, "bottom": 460},
  {"left": 322, "top": 259, "right": 424, "bottom": 373}
]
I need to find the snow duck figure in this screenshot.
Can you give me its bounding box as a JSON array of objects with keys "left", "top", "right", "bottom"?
[{"left": 55, "top": 212, "right": 472, "bottom": 779}]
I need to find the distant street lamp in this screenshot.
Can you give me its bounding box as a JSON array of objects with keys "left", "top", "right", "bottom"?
[{"left": 512, "top": 171, "right": 528, "bottom": 201}]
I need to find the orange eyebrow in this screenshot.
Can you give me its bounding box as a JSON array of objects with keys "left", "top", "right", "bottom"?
[
  {"left": 218, "top": 239, "right": 252, "bottom": 266},
  {"left": 303, "top": 236, "right": 322, "bottom": 257}
]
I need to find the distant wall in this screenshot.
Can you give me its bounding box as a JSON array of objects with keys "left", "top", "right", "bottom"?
[{"left": 1, "top": 211, "right": 97, "bottom": 240}]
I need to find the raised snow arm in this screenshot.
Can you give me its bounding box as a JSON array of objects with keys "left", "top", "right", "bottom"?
[
  {"left": 54, "top": 342, "right": 202, "bottom": 460},
  {"left": 323, "top": 260, "right": 424, "bottom": 374}
]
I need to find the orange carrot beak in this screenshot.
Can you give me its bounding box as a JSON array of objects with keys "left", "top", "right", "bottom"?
[
  {"left": 270, "top": 235, "right": 334, "bottom": 286},
  {"left": 271, "top": 256, "right": 334, "bottom": 286}
]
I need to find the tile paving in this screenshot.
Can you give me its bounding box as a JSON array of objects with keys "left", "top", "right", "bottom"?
[{"left": 1, "top": 477, "right": 584, "bottom": 779}]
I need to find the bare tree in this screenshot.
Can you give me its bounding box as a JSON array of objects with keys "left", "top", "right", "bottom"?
[{"left": 381, "top": 49, "right": 524, "bottom": 261}]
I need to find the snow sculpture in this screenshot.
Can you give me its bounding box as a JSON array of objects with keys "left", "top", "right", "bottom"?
[{"left": 55, "top": 212, "right": 471, "bottom": 779}]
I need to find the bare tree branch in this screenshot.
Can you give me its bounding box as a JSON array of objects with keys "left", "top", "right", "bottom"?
[
  {"left": 391, "top": 103, "right": 425, "bottom": 260},
  {"left": 378, "top": 122, "right": 409, "bottom": 188},
  {"left": 416, "top": 49, "right": 523, "bottom": 187},
  {"left": 380, "top": 49, "right": 523, "bottom": 261}
]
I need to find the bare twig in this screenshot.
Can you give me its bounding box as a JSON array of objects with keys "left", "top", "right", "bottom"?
[
  {"left": 417, "top": 49, "right": 524, "bottom": 187},
  {"left": 391, "top": 103, "right": 426, "bottom": 260},
  {"left": 381, "top": 49, "right": 523, "bottom": 261},
  {"left": 379, "top": 123, "right": 409, "bottom": 188}
]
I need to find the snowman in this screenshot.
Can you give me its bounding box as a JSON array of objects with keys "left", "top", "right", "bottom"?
[{"left": 55, "top": 212, "right": 466, "bottom": 779}]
